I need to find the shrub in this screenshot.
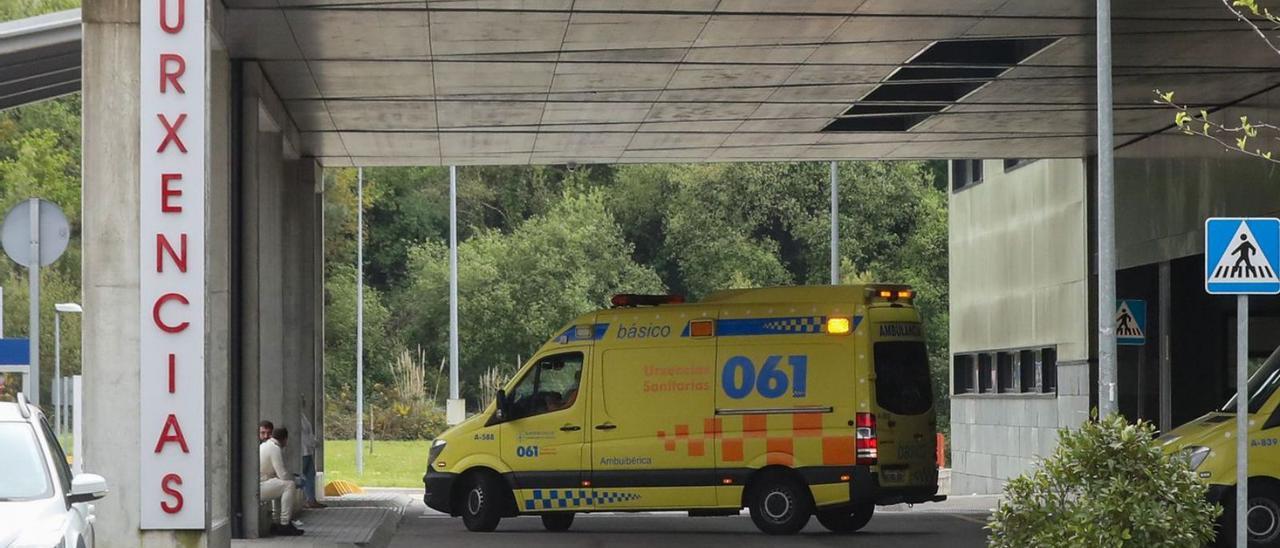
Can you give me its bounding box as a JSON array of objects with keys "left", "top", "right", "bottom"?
[
  {"left": 324, "top": 382, "right": 449, "bottom": 441},
  {"left": 987, "top": 413, "right": 1219, "bottom": 547}
]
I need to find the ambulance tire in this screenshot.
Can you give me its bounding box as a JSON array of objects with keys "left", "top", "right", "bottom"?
[
  {"left": 541, "top": 513, "right": 575, "bottom": 532},
  {"left": 1215, "top": 481, "right": 1280, "bottom": 547},
  {"left": 816, "top": 503, "right": 874, "bottom": 533},
  {"left": 459, "top": 472, "right": 505, "bottom": 532},
  {"left": 748, "top": 472, "right": 814, "bottom": 535}
]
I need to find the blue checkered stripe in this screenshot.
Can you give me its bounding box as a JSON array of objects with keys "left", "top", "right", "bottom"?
[
  {"left": 761, "top": 316, "right": 825, "bottom": 333},
  {"left": 524, "top": 489, "right": 641, "bottom": 510}
]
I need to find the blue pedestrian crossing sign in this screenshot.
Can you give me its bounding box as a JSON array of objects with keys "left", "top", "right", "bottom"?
[
  {"left": 1205, "top": 218, "right": 1280, "bottom": 295},
  {"left": 1116, "top": 300, "right": 1146, "bottom": 346}
]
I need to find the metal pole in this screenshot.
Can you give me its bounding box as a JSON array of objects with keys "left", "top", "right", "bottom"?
[
  {"left": 1237, "top": 295, "right": 1249, "bottom": 548},
  {"left": 1159, "top": 261, "right": 1172, "bottom": 433},
  {"left": 72, "top": 375, "right": 81, "bottom": 475},
  {"left": 1, "top": 286, "right": 5, "bottom": 336},
  {"left": 449, "top": 166, "right": 460, "bottom": 402},
  {"left": 27, "top": 198, "right": 39, "bottom": 406},
  {"left": 356, "top": 167, "right": 364, "bottom": 475},
  {"left": 54, "top": 312, "right": 60, "bottom": 434},
  {"left": 830, "top": 161, "right": 839, "bottom": 285},
  {"left": 1096, "top": 0, "right": 1117, "bottom": 417}
]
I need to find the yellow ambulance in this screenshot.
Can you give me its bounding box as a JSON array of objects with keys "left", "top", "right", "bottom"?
[
  {"left": 1161, "top": 345, "right": 1280, "bottom": 545},
  {"left": 423, "top": 285, "right": 943, "bottom": 535}
]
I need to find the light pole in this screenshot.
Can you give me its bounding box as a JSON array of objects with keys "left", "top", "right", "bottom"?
[
  {"left": 356, "top": 167, "right": 364, "bottom": 475},
  {"left": 53, "top": 302, "right": 80, "bottom": 435}
]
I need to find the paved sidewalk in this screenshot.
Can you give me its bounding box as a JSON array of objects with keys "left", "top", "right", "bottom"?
[{"left": 231, "top": 491, "right": 411, "bottom": 548}]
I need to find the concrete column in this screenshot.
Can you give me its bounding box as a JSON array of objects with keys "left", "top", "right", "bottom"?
[
  {"left": 236, "top": 62, "right": 310, "bottom": 537},
  {"left": 236, "top": 73, "right": 263, "bottom": 538},
  {"left": 82, "top": 1, "right": 144, "bottom": 542},
  {"left": 206, "top": 23, "right": 235, "bottom": 546},
  {"left": 83, "top": 0, "right": 230, "bottom": 543},
  {"left": 307, "top": 161, "right": 325, "bottom": 480}
]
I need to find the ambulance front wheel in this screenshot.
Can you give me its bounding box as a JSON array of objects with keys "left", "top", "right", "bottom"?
[
  {"left": 748, "top": 472, "right": 814, "bottom": 535},
  {"left": 816, "top": 503, "right": 874, "bottom": 533},
  {"left": 541, "top": 513, "right": 575, "bottom": 532},
  {"left": 459, "top": 472, "right": 505, "bottom": 532}
]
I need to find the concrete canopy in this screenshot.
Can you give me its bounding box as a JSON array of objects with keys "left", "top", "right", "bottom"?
[
  {"left": 3, "top": 3, "right": 1275, "bottom": 164},
  {"left": 211, "top": 0, "right": 1278, "bottom": 166},
  {"left": 0, "top": 9, "right": 80, "bottom": 111}
]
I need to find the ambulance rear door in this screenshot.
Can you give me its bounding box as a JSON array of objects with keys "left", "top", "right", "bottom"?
[{"left": 867, "top": 317, "right": 937, "bottom": 489}]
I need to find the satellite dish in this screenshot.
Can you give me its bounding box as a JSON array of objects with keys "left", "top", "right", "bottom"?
[{"left": 1, "top": 199, "right": 71, "bottom": 267}]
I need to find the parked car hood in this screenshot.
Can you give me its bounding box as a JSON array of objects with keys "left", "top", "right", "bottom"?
[{"left": 0, "top": 497, "right": 66, "bottom": 546}]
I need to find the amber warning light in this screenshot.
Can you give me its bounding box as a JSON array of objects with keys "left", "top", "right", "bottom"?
[{"left": 872, "top": 287, "right": 914, "bottom": 303}]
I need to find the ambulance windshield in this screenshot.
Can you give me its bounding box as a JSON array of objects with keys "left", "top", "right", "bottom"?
[
  {"left": 1221, "top": 345, "right": 1280, "bottom": 414},
  {"left": 873, "top": 341, "right": 933, "bottom": 415}
]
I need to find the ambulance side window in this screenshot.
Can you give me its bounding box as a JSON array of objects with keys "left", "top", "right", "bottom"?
[{"left": 506, "top": 352, "right": 584, "bottom": 421}]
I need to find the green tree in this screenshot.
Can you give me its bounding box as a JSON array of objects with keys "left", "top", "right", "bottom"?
[
  {"left": 0, "top": 0, "right": 79, "bottom": 21},
  {"left": 0, "top": 94, "right": 82, "bottom": 406},
  {"left": 397, "top": 189, "right": 663, "bottom": 403},
  {"left": 323, "top": 263, "right": 399, "bottom": 395}
]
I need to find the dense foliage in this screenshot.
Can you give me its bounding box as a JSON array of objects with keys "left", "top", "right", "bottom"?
[
  {"left": 0, "top": 96, "right": 82, "bottom": 402},
  {"left": 324, "top": 161, "right": 951, "bottom": 432},
  {"left": 987, "top": 414, "right": 1218, "bottom": 547}
]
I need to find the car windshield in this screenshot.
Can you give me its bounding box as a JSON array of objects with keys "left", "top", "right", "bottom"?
[
  {"left": 1222, "top": 345, "right": 1280, "bottom": 414},
  {"left": 0, "top": 422, "right": 53, "bottom": 500}
]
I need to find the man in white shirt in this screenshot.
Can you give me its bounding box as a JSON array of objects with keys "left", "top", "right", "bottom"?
[
  {"left": 260, "top": 427, "right": 304, "bottom": 536},
  {"left": 299, "top": 397, "right": 326, "bottom": 509}
]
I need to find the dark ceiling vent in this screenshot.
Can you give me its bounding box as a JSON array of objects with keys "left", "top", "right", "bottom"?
[
  {"left": 909, "top": 38, "right": 1058, "bottom": 66},
  {"left": 887, "top": 66, "right": 1007, "bottom": 82},
  {"left": 860, "top": 81, "right": 986, "bottom": 103},
  {"left": 843, "top": 104, "right": 944, "bottom": 116},
  {"left": 825, "top": 115, "right": 935, "bottom": 132},
  {"left": 823, "top": 37, "right": 1058, "bottom": 133}
]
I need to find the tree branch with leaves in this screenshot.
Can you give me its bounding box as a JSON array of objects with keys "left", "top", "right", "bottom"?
[{"left": 1153, "top": 0, "right": 1280, "bottom": 163}]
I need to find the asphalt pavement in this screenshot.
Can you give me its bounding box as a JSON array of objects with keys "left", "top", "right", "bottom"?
[{"left": 387, "top": 495, "right": 994, "bottom": 548}]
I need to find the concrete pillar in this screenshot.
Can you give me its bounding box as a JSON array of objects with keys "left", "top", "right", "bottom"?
[
  {"left": 82, "top": 1, "right": 144, "bottom": 542},
  {"left": 235, "top": 62, "right": 315, "bottom": 537},
  {"left": 236, "top": 69, "right": 263, "bottom": 537},
  {"left": 294, "top": 159, "right": 324, "bottom": 483},
  {"left": 83, "top": 0, "right": 231, "bottom": 543},
  {"left": 206, "top": 20, "right": 235, "bottom": 547}
]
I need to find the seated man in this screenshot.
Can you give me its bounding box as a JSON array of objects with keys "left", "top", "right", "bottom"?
[
  {"left": 259, "top": 420, "right": 274, "bottom": 443},
  {"left": 260, "top": 427, "right": 304, "bottom": 536}
]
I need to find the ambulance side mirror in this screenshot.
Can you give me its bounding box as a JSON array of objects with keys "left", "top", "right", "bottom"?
[{"left": 494, "top": 390, "right": 509, "bottom": 422}]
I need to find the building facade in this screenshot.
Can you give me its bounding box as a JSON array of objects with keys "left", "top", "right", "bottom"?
[{"left": 950, "top": 119, "right": 1280, "bottom": 493}]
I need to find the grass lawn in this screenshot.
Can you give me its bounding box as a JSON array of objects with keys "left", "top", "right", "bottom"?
[{"left": 323, "top": 439, "right": 430, "bottom": 488}]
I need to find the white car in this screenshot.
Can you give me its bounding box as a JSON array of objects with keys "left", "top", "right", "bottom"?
[{"left": 0, "top": 393, "right": 107, "bottom": 548}]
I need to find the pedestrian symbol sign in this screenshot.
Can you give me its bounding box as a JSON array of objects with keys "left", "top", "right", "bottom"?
[
  {"left": 1206, "top": 218, "right": 1280, "bottom": 295},
  {"left": 1116, "top": 299, "right": 1146, "bottom": 346}
]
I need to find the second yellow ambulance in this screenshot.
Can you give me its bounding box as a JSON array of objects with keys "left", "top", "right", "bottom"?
[{"left": 423, "top": 285, "right": 943, "bottom": 534}]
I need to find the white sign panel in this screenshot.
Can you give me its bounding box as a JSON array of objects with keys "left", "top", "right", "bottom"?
[{"left": 140, "top": 0, "right": 206, "bottom": 529}]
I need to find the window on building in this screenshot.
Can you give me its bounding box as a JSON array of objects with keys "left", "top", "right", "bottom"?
[
  {"left": 1019, "top": 349, "right": 1038, "bottom": 393},
  {"left": 997, "top": 352, "right": 1016, "bottom": 393},
  {"left": 1003, "top": 158, "right": 1036, "bottom": 172},
  {"left": 951, "top": 159, "right": 984, "bottom": 192},
  {"left": 954, "top": 354, "right": 977, "bottom": 394},
  {"left": 1041, "top": 347, "right": 1057, "bottom": 393},
  {"left": 978, "top": 353, "right": 994, "bottom": 393}
]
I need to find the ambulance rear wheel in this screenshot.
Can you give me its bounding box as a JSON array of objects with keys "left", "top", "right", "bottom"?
[
  {"left": 459, "top": 473, "right": 504, "bottom": 532},
  {"left": 748, "top": 472, "right": 813, "bottom": 535},
  {"left": 816, "top": 503, "right": 874, "bottom": 533},
  {"left": 541, "top": 513, "right": 575, "bottom": 532}
]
